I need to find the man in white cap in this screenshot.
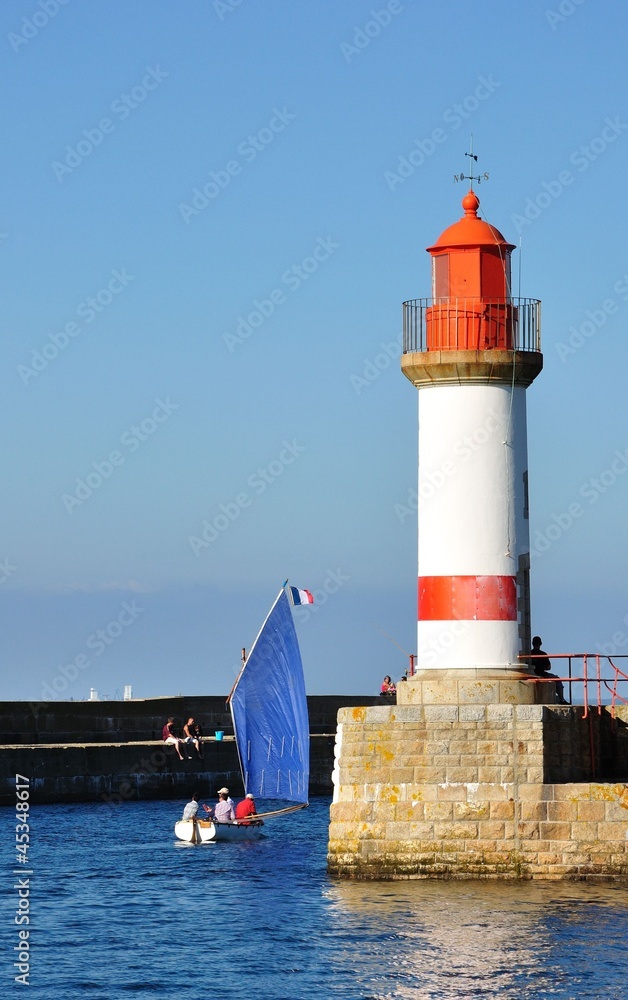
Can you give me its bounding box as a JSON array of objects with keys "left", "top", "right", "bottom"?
[
  {"left": 218, "top": 787, "right": 234, "bottom": 810},
  {"left": 235, "top": 792, "right": 259, "bottom": 826},
  {"left": 203, "top": 789, "right": 235, "bottom": 823},
  {"left": 202, "top": 787, "right": 236, "bottom": 822}
]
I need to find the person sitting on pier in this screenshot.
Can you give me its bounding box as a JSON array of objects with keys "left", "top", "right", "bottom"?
[
  {"left": 380, "top": 675, "right": 396, "bottom": 696},
  {"left": 203, "top": 790, "right": 235, "bottom": 824},
  {"left": 162, "top": 717, "right": 187, "bottom": 761},
  {"left": 235, "top": 792, "right": 260, "bottom": 826},
  {"left": 183, "top": 716, "right": 203, "bottom": 759},
  {"left": 529, "top": 636, "right": 568, "bottom": 704}
]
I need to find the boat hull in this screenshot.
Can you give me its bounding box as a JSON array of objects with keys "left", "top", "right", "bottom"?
[{"left": 174, "top": 818, "right": 264, "bottom": 843}]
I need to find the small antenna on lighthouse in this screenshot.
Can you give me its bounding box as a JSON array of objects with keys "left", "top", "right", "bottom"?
[{"left": 454, "top": 135, "right": 489, "bottom": 188}]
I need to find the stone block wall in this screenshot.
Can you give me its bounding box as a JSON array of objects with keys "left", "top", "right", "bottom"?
[{"left": 327, "top": 703, "right": 628, "bottom": 879}]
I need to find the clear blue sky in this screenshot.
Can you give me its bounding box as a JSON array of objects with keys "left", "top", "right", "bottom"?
[{"left": 2, "top": 0, "right": 628, "bottom": 702}]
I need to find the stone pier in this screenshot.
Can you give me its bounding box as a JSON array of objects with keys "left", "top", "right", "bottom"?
[
  {"left": 0, "top": 694, "right": 381, "bottom": 805},
  {"left": 327, "top": 680, "right": 628, "bottom": 879}
]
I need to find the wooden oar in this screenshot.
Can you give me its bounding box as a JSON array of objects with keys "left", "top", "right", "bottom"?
[
  {"left": 202, "top": 804, "right": 308, "bottom": 825},
  {"left": 234, "top": 803, "right": 308, "bottom": 823}
]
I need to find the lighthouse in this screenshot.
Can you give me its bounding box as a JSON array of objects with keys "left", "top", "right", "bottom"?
[
  {"left": 328, "top": 177, "right": 628, "bottom": 881},
  {"left": 400, "top": 186, "right": 543, "bottom": 703}
]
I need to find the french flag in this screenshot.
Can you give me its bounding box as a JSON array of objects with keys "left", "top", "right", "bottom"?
[{"left": 289, "top": 586, "right": 314, "bottom": 606}]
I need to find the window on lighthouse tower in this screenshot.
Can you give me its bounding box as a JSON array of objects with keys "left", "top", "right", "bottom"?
[
  {"left": 480, "top": 250, "right": 512, "bottom": 300},
  {"left": 432, "top": 254, "right": 449, "bottom": 300}
]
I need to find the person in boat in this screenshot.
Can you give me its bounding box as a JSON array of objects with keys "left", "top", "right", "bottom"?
[
  {"left": 183, "top": 717, "right": 203, "bottom": 759},
  {"left": 162, "top": 717, "right": 187, "bottom": 761},
  {"left": 380, "top": 675, "right": 396, "bottom": 696},
  {"left": 217, "top": 786, "right": 234, "bottom": 809},
  {"left": 528, "top": 636, "right": 568, "bottom": 704},
  {"left": 204, "top": 790, "right": 235, "bottom": 824},
  {"left": 235, "top": 793, "right": 261, "bottom": 826},
  {"left": 182, "top": 792, "right": 202, "bottom": 820}
]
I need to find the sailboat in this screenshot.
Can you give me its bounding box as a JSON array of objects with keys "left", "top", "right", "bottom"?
[{"left": 174, "top": 584, "right": 310, "bottom": 843}]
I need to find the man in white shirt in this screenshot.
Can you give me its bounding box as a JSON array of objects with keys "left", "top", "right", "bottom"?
[{"left": 182, "top": 793, "right": 200, "bottom": 820}]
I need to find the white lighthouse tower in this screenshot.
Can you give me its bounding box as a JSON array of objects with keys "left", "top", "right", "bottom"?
[{"left": 400, "top": 184, "right": 543, "bottom": 703}]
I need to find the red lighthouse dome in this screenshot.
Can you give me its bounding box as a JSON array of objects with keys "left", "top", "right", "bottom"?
[{"left": 424, "top": 192, "right": 517, "bottom": 350}]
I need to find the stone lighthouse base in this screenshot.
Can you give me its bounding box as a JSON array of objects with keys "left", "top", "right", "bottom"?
[
  {"left": 327, "top": 701, "right": 628, "bottom": 879},
  {"left": 396, "top": 667, "right": 557, "bottom": 706}
]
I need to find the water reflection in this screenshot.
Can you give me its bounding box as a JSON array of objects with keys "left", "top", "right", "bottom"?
[{"left": 323, "top": 880, "right": 628, "bottom": 999}]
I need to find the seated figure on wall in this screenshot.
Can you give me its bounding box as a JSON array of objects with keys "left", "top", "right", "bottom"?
[
  {"left": 529, "top": 636, "right": 568, "bottom": 704},
  {"left": 162, "top": 717, "right": 187, "bottom": 761},
  {"left": 183, "top": 716, "right": 203, "bottom": 759}
]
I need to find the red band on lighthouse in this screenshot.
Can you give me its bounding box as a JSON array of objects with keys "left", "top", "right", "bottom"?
[{"left": 418, "top": 575, "right": 517, "bottom": 621}]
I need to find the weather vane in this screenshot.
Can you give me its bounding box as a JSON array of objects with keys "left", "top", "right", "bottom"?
[{"left": 453, "top": 136, "right": 489, "bottom": 187}]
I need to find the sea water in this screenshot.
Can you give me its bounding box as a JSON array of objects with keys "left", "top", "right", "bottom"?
[{"left": 2, "top": 797, "right": 628, "bottom": 999}]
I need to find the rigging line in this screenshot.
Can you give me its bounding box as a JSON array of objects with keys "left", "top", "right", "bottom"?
[
  {"left": 518, "top": 236, "right": 522, "bottom": 299},
  {"left": 370, "top": 621, "right": 411, "bottom": 658},
  {"left": 477, "top": 188, "right": 517, "bottom": 559}
]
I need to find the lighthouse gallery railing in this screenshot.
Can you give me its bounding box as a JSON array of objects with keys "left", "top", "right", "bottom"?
[{"left": 402, "top": 297, "right": 542, "bottom": 354}]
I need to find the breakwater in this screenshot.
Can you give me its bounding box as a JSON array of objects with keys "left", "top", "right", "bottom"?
[
  {"left": 0, "top": 694, "right": 383, "bottom": 806},
  {"left": 328, "top": 700, "right": 628, "bottom": 879}
]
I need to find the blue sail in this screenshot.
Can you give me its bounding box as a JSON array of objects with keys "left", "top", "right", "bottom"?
[{"left": 229, "top": 588, "right": 309, "bottom": 803}]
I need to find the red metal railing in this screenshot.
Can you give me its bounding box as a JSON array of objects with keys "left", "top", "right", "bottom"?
[{"left": 521, "top": 653, "right": 628, "bottom": 719}]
